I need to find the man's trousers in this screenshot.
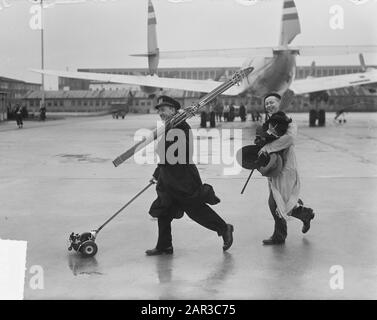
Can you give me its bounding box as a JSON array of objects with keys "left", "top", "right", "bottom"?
[{"left": 156, "top": 203, "right": 228, "bottom": 250}]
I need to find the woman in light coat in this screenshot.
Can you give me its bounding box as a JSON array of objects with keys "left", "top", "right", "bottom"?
[{"left": 258, "top": 93, "right": 315, "bottom": 245}]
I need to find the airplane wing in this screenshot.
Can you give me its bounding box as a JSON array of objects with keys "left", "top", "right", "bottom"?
[
  {"left": 293, "top": 45, "right": 377, "bottom": 56},
  {"left": 156, "top": 45, "right": 377, "bottom": 59},
  {"left": 157, "top": 47, "right": 273, "bottom": 59},
  {"left": 290, "top": 70, "right": 377, "bottom": 95},
  {"left": 30, "top": 69, "right": 244, "bottom": 96}
]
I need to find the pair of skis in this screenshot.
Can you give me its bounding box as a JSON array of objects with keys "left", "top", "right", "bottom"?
[{"left": 112, "top": 67, "right": 254, "bottom": 167}]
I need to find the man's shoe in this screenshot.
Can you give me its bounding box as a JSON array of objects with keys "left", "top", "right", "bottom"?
[
  {"left": 262, "top": 237, "right": 285, "bottom": 245},
  {"left": 222, "top": 224, "right": 234, "bottom": 251},
  {"left": 145, "top": 247, "right": 173, "bottom": 256},
  {"left": 302, "top": 208, "right": 315, "bottom": 234}
]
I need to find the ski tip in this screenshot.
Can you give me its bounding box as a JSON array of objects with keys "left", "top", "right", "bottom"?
[
  {"left": 243, "top": 66, "right": 254, "bottom": 75},
  {"left": 113, "top": 158, "right": 121, "bottom": 167}
]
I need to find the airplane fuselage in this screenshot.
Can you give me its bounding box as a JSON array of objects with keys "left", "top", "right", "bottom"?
[{"left": 239, "top": 50, "right": 297, "bottom": 97}]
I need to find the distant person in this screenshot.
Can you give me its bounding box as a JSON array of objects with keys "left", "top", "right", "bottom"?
[
  {"left": 6, "top": 104, "right": 11, "bottom": 120},
  {"left": 14, "top": 105, "right": 23, "bottom": 129},
  {"left": 209, "top": 104, "right": 216, "bottom": 128},
  {"left": 334, "top": 109, "right": 346, "bottom": 124},
  {"left": 229, "top": 104, "right": 235, "bottom": 122},
  {"left": 251, "top": 109, "right": 256, "bottom": 122},
  {"left": 223, "top": 104, "right": 230, "bottom": 122},
  {"left": 146, "top": 95, "right": 234, "bottom": 255},
  {"left": 200, "top": 111, "right": 207, "bottom": 128},
  {"left": 256, "top": 111, "right": 262, "bottom": 122},
  {"left": 239, "top": 104, "right": 246, "bottom": 122},
  {"left": 256, "top": 93, "right": 315, "bottom": 245},
  {"left": 21, "top": 105, "right": 28, "bottom": 119},
  {"left": 39, "top": 105, "right": 46, "bottom": 121},
  {"left": 214, "top": 101, "right": 224, "bottom": 122},
  {"left": 252, "top": 110, "right": 262, "bottom": 122}
]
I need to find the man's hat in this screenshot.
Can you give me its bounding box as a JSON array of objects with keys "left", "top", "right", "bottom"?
[
  {"left": 155, "top": 95, "right": 181, "bottom": 110},
  {"left": 258, "top": 153, "right": 283, "bottom": 178},
  {"left": 264, "top": 92, "right": 282, "bottom": 104},
  {"left": 236, "top": 145, "right": 283, "bottom": 177},
  {"left": 236, "top": 145, "right": 265, "bottom": 170}
]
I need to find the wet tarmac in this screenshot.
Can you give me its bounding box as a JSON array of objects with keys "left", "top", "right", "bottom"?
[{"left": 1, "top": 112, "right": 377, "bottom": 299}]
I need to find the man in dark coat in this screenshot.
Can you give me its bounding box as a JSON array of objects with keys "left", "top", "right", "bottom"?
[
  {"left": 214, "top": 100, "right": 223, "bottom": 122},
  {"left": 239, "top": 104, "right": 246, "bottom": 122},
  {"left": 229, "top": 104, "right": 235, "bottom": 122},
  {"left": 14, "top": 105, "right": 23, "bottom": 128},
  {"left": 146, "top": 95, "right": 234, "bottom": 256}
]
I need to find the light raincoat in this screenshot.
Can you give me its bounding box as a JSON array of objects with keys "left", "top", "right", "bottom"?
[{"left": 261, "top": 120, "right": 300, "bottom": 218}]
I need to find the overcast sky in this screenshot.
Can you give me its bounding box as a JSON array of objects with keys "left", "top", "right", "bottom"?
[{"left": 0, "top": 0, "right": 376, "bottom": 89}]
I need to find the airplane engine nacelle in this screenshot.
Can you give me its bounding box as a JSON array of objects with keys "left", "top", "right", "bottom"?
[
  {"left": 140, "top": 85, "right": 159, "bottom": 95},
  {"left": 140, "top": 85, "right": 163, "bottom": 99}
]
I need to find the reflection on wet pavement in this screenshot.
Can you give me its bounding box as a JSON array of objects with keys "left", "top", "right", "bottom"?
[{"left": 67, "top": 254, "right": 103, "bottom": 276}]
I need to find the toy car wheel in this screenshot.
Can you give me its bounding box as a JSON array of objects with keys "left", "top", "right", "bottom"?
[{"left": 80, "top": 241, "right": 98, "bottom": 258}]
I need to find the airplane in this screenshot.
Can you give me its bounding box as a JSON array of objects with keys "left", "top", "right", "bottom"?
[{"left": 32, "top": 0, "right": 377, "bottom": 116}]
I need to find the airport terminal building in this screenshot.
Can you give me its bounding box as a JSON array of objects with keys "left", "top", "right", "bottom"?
[{"left": 0, "top": 76, "right": 40, "bottom": 121}]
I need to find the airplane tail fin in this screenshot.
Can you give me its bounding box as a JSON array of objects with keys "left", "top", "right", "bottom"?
[
  {"left": 279, "top": 0, "right": 301, "bottom": 46},
  {"left": 130, "top": 0, "right": 159, "bottom": 75},
  {"left": 147, "top": 0, "right": 159, "bottom": 75}
]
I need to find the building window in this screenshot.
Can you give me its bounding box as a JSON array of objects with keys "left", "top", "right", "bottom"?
[
  {"left": 30, "top": 100, "right": 34, "bottom": 107},
  {"left": 96, "top": 100, "right": 99, "bottom": 106},
  {"left": 72, "top": 100, "right": 75, "bottom": 106},
  {"left": 78, "top": 100, "right": 82, "bottom": 106},
  {"left": 84, "top": 101, "right": 87, "bottom": 106},
  {"left": 60, "top": 100, "right": 63, "bottom": 106}
]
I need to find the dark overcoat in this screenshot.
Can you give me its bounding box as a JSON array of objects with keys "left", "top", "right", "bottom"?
[{"left": 149, "top": 120, "right": 220, "bottom": 219}]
